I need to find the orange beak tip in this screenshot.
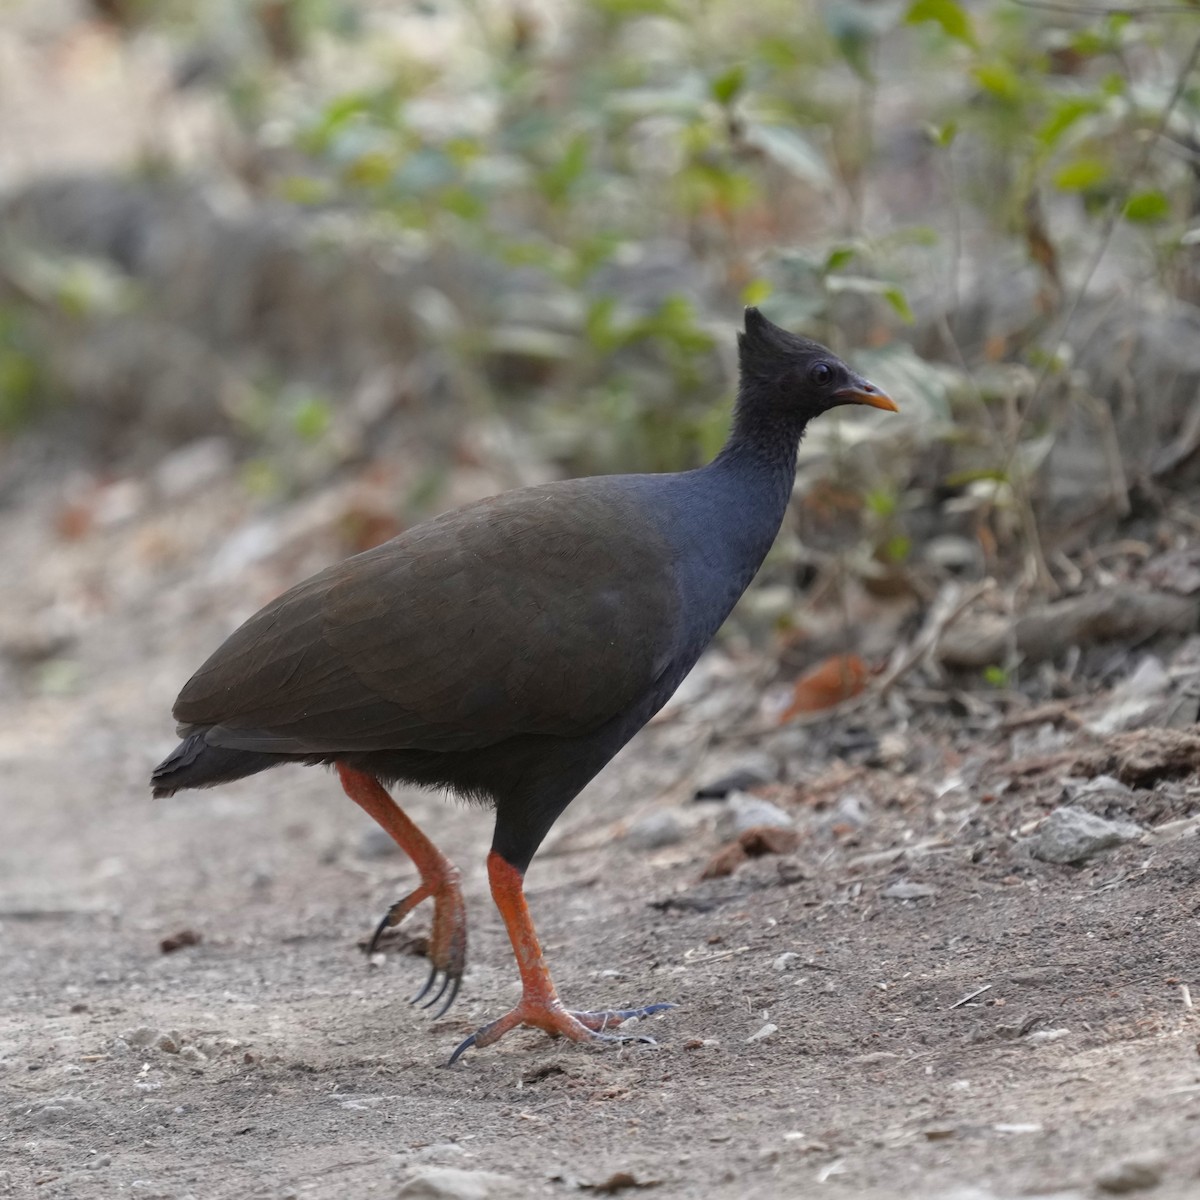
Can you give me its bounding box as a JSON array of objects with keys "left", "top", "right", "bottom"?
[{"left": 837, "top": 385, "right": 898, "bottom": 413}]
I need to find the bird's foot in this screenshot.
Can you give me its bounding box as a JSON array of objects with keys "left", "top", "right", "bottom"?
[
  {"left": 448, "top": 998, "right": 674, "bottom": 1065},
  {"left": 367, "top": 867, "right": 467, "bottom": 1019}
]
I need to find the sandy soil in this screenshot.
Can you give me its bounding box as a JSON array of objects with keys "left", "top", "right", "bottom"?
[{"left": 2, "top": 467, "right": 1199, "bottom": 1200}]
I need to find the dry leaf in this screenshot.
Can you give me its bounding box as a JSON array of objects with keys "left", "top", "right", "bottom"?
[{"left": 779, "top": 654, "right": 868, "bottom": 723}]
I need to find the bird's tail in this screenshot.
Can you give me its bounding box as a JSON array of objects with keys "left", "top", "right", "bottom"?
[{"left": 151, "top": 731, "right": 282, "bottom": 797}]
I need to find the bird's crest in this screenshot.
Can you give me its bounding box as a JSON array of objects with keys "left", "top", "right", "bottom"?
[{"left": 738, "top": 307, "right": 827, "bottom": 379}]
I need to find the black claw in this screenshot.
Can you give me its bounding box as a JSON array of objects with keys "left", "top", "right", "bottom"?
[
  {"left": 410, "top": 964, "right": 438, "bottom": 1005},
  {"left": 365, "top": 909, "right": 397, "bottom": 956},
  {"left": 447, "top": 1032, "right": 476, "bottom": 1066},
  {"left": 420, "top": 972, "right": 452, "bottom": 1012},
  {"left": 431, "top": 974, "right": 461, "bottom": 1019}
]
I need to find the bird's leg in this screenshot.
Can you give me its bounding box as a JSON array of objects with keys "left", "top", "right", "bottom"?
[
  {"left": 448, "top": 852, "right": 673, "bottom": 1064},
  {"left": 336, "top": 764, "right": 466, "bottom": 1016}
]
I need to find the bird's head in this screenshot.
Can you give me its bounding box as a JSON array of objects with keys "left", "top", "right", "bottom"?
[{"left": 737, "top": 306, "right": 897, "bottom": 417}]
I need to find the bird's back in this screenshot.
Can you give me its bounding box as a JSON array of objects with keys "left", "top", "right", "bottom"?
[{"left": 172, "top": 475, "right": 685, "bottom": 760}]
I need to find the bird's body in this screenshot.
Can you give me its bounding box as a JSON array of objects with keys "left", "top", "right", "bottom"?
[{"left": 152, "top": 308, "right": 896, "bottom": 1060}]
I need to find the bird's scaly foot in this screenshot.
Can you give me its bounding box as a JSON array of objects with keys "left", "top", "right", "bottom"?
[
  {"left": 449, "top": 998, "right": 674, "bottom": 1065},
  {"left": 447, "top": 850, "right": 672, "bottom": 1064},
  {"left": 338, "top": 764, "right": 467, "bottom": 1018},
  {"left": 368, "top": 867, "right": 467, "bottom": 1017}
]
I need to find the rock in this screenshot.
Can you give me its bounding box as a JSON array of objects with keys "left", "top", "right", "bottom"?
[
  {"left": 1030, "top": 806, "right": 1143, "bottom": 865},
  {"left": 122, "top": 1026, "right": 159, "bottom": 1048},
  {"left": 14, "top": 1096, "right": 91, "bottom": 1128},
  {"left": 693, "top": 753, "right": 779, "bottom": 800},
  {"left": 626, "top": 809, "right": 686, "bottom": 850},
  {"left": 396, "top": 1168, "right": 520, "bottom": 1199},
  {"left": 1087, "top": 656, "right": 1172, "bottom": 735},
  {"left": 1066, "top": 774, "right": 1132, "bottom": 802},
  {"left": 882, "top": 880, "right": 937, "bottom": 900},
  {"left": 718, "top": 792, "right": 793, "bottom": 837},
  {"left": 1095, "top": 1157, "right": 1164, "bottom": 1194},
  {"left": 746, "top": 1023, "right": 778, "bottom": 1043}
]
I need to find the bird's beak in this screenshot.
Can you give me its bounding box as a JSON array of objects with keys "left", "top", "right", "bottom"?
[{"left": 834, "top": 376, "right": 898, "bottom": 413}]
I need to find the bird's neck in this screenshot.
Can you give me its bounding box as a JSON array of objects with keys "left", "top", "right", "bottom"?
[{"left": 712, "top": 383, "right": 807, "bottom": 489}]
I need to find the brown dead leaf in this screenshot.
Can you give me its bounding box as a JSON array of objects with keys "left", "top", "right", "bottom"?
[
  {"left": 700, "top": 825, "right": 802, "bottom": 879},
  {"left": 779, "top": 654, "right": 868, "bottom": 723}
]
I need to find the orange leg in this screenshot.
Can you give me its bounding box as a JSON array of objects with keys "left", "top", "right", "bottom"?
[
  {"left": 448, "top": 851, "right": 673, "bottom": 1064},
  {"left": 337, "top": 764, "right": 467, "bottom": 1016}
]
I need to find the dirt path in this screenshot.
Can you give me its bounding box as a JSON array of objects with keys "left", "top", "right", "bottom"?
[{"left": 2, "top": 475, "right": 1200, "bottom": 1200}]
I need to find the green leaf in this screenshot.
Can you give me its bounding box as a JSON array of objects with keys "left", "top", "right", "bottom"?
[
  {"left": 711, "top": 63, "right": 746, "bottom": 106},
  {"left": 972, "top": 62, "right": 1022, "bottom": 102},
  {"left": 883, "top": 285, "right": 915, "bottom": 324},
  {"left": 983, "top": 665, "right": 1008, "bottom": 688},
  {"left": 824, "top": 245, "right": 858, "bottom": 273},
  {"left": 744, "top": 124, "right": 832, "bottom": 187},
  {"left": 292, "top": 395, "right": 332, "bottom": 441},
  {"left": 1123, "top": 190, "right": 1170, "bottom": 223},
  {"left": 540, "top": 133, "right": 590, "bottom": 205},
  {"left": 742, "top": 278, "right": 774, "bottom": 305},
  {"left": 1052, "top": 158, "right": 1108, "bottom": 191},
  {"left": 905, "top": 0, "right": 978, "bottom": 48},
  {"left": 1036, "top": 95, "right": 1102, "bottom": 150},
  {"left": 924, "top": 120, "right": 958, "bottom": 148}
]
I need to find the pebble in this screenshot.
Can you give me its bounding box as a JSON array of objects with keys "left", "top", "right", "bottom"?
[
  {"left": 882, "top": 880, "right": 938, "bottom": 900},
  {"left": 1095, "top": 1157, "right": 1164, "bottom": 1194},
  {"left": 16, "top": 1096, "right": 91, "bottom": 1127},
  {"left": 746, "top": 1023, "right": 778, "bottom": 1043},
  {"left": 693, "top": 753, "right": 778, "bottom": 800},
  {"left": 718, "top": 792, "right": 793, "bottom": 837},
  {"left": 626, "top": 809, "right": 686, "bottom": 850},
  {"left": 396, "top": 1167, "right": 520, "bottom": 1199},
  {"left": 1030, "top": 806, "right": 1143, "bottom": 865}
]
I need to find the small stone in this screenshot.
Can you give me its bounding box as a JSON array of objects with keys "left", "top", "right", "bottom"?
[
  {"left": 746, "top": 1023, "right": 778, "bottom": 1043},
  {"left": 1095, "top": 1157, "right": 1164, "bottom": 1194},
  {"left": 626, "top": 810, "right": 686, "bottom": 850},
  {"left": 1067, "top": 774, "right": 1132, "bottom": 801},
  {"left": 1030, "top": 806, "right": 1143, "bottom": 865},
  {"left": 396, "top": 1167, "right": 520, "bottom": 1199},
  {"left": 719, "top": 792, "right": 793, "bottom": 837},
  {"left": 882, "top": 880, "right": 938, "bottom": 900},
  {"left": 156, "top": 1034, "right": 179, "bottom": 1054},
  {"left": 693, "top": 754, "right": 778, "bottom": 800},
  {"left": 773, "top": 952, "right": 801, "bottom": 972}
]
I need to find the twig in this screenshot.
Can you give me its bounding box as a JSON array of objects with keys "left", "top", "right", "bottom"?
[
  {"left": 877, "top": 580, "right": 993, "bottom": 696},
  {"left": 1182, "top": 983, "right": 1194, "bottom": 1010},
  {"left": 951, "top": 984, "right": 993, "bottom": 1009}
]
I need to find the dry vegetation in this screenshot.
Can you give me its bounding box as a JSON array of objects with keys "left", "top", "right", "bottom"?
[{"left": 2, "top": 1, "right": 1199, "bottom": 1197}]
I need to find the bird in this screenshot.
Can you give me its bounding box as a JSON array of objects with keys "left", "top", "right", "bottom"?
[{"left": 151, "top": 307, "right": 897, "bottom": 1063}]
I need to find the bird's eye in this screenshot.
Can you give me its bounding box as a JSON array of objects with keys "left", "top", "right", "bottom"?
[{"left": 809, "top": 362, "right": 834, "bottom": 386}]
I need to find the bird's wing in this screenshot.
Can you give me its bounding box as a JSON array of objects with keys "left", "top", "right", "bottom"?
[{"left": 173, "top": 479, "right": 679, "bottom": 754}]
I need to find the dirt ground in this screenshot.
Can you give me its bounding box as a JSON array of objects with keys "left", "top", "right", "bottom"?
[{"left": 2, "top": 465, "right": 1199, "bottom": 1200}]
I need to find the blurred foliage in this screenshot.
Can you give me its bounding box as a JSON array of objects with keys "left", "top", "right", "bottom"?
[{"left": 8, "top": 0, "right": 1200, "bottom": 593}]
